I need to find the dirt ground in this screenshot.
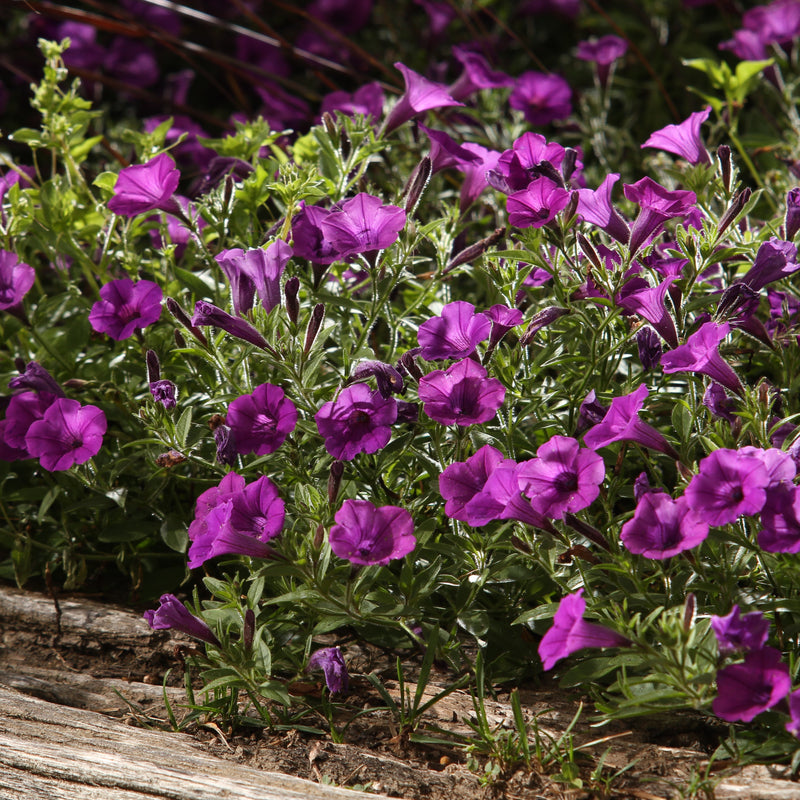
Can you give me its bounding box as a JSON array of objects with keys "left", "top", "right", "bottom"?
[{"left": 1, "top": 584, "right": 798, "bottom": 800}]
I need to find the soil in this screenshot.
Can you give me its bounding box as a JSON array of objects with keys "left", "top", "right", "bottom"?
[{"left": 1, "top": 583, "right": 799, "bottom": 800}]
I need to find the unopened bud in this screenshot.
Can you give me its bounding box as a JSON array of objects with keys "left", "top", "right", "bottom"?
[
  {"left": 562, "top": 190, "right": 579, "bottom": 222},
  {"left": 223, "top": 172, "right": 234, "bottom": 210},
  {"left": 717, "top": 187, "right": 751, "bottom": 237},
  {"left": 577, "top": 233, "right": 602, "bottom": 271},
  {"left": 399, "top": 350, "right": 423, "bottom": 381},
  {"left": 716, "top": 281, "right": 759, "bottom": 322},
  {"left": 717, "top": 145, "right": 732, "bottom": 193},
  {"left": 563, "top": 513, "right": 612, "bottom": 552},
  {"left": 786, "top": 188, "right": 800, "bottom": 240},
  {"left": 328, "top": 460, "right": 344, "bottom": 505},
  {"left": 322, "top": 111, "right": 338, "bottom": 145},
  {"left": 174, "top": 329, "right": 187, "bottom": 349},
  {"left": 446, "top": 227, "right": 505, "bottom": 273},
  {"left": 304, "top": 303, "right": 325, "bottom": 353},
  {"left": 166, "top": 297, "right": 208, "bottom": 347},
  {"left": 403, "top": 156, "right": 432, "bottom": 215},
  {"left": 14, "top": 357, "right": 26, "bottom": 373},
  {"left": 243, "top": 608, "right": 255, "bottom": 652},
  {"left": 146, "top": 349, "right": 160, "bottom": 383},
  {"left": 561, "top": 148, "right": 579, "bottom": 183},
  {"left": 683, "top": 593, "right": 696, "bottom": 632},
  {"left": 530, "top": 160, "right": 565, "bottom": 188},
  {"left": 519, "top": 306, "right": 569, "bottom": 345},
  {"left": 340, "top": 128, "right": 350, "bottom": 161},
  {"left": 284, "top": 276, "right": 300, "bottom": 325},
  {"left": 313, "top": 524, "right": 325, "bottom": 549}
]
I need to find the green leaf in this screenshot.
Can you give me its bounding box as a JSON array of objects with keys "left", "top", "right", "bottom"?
[
  {"left": 175, "top": 406, "right": 193, "bottom": 449},
  {"left": 160, "top": 516, "right": 188, "bottom": 553}
]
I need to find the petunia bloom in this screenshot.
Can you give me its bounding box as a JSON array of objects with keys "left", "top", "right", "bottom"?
[
  {"left": 88, "top": 278, "right": 163, "bottom": 341},
  {"left": 308, "top": 646, "right": 349, "bottom": 694},
  {"left": 712, "top": 646, "right": 791, "bottom": 723},
  {"left": 328, "top": 498, "right": 416, "bottom": 565},
  {"left": 509, "top": 71, "right": 572, "bottom": 126},
  {"left": 661, "top": 321, "right": 743, "bottom": 395},
  {"left": 143, "top": 594, "right": 220, "bottom": 646},
  {"left": 711, "top": 605, "right": 770, "bottom": 655},
  {"left": 0, "top": 250, "right": 35, "bottom": 312},
  {"left": 417, "top": 301, "right": 492, "bottom": 360},
  {"left": 575, "top": 173, "right": 630, "bottom": 244},
  {"left": 786, "top": 688, "right": 800, "bottom": 739},
  {"left": 315, "top": 383, "right": 397, "bottom": 460},
  {"left": 439, "top": 444, "right": 506, "bottom": 522},
  {"left": 150, "top": 379, "right": 177, "bottom": 410},
  {"left": 576, "top": 35, "right": 628, "bottom": 87},
  {"left": 683, "top": 448, "right": 770, "bottom": 527},
  {"left": 507, "top": 178, "right": 572, "bottom": 229},
  {"left": 741, "top": 238, "right": 800, "bottom": 292},
  {"left": 538, "top": 589, "right": 629, "bottom": 670},
  {"left": 641, "top": 106, "right": 712, "bottom": 165},
  {"left": 107, "top": 153, "right": 180, "bottom": 217},
  {"left": 25, "top": 398, "right": 106, "bottom": 471},
  {"left": 517, "top": 435, "right": 605, "bottom": 520},
  {"left": 758, "top": 481, "right": 800, "bottom": 553},
  {"left": 382, "top": 62, "right": 463, "bottom": 135},
  {"left": 8, "top": 361, "right": 64, "bottom": 397},
  {"left": 617, "top": 277, "right": 679, "bottom": 348},
  {"left": 226, "top": 383, "right": 297, "bottom": 456},
  {"left": 620, "top": 492, "right": 708, "bottom": 558},
  {"left": 582, "top": 384, "right": 678, "bottom": 459},
  {"left": 448, "top": 46, "right": 514, "bottom": 101},
  {"left": 191, "top": 301, "right": 269, "bottom": 349},
  {"left": 418, "top": 358, "right": 505, "bottom": 426},
  {"left": 216, "top": 241, "right": 293, "bottom": 316}
]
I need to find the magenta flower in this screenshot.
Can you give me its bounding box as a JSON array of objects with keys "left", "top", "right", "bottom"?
[
  {"left": 683, "top": 448, "right": 771, "bottom": 527},
  {"left": 321, "top": 82, "right": 384, "bottom": 121},
  {"left": 150, "top": 380, "right": 177, "bottom": 410},
  {"left": 107, "top": 153, "right": 180, "bottom": 217},
  {"left": 758, "top": 482, "right": 800, "bottom": 553},
  {"left": 741, "top": 238, "right": 800, "bottom": 292},
  {"left": 418, "top": 358, "right": 505, "bottom": 426},
  {"left": 417, "top": 301, "right": 492, "bottom": 360},
  {"left": 328, "top": 499, "right": 416, "bottom": 566},
  {"left": 315, "top": 383, "right": 397, "bottom": 460},
  {"left": 308, "top": 646, "right": 349, "bottom": 694},
  {"left": 787, "top": 689, "right": 800, "bottom": 739},
  {"left": 489, "top": 132, "right": 577, "bottom": 195},
  {"left": 25, "top": 398, "right": 106, "bottom": 471},
  {"left": 538, "top": 589, "right": 629, "bottom": 671},
  {"left": 507, "top": 178, "right": 572, "bottom": 229},
  {"left": 448, "top": 46, "right": 514, "bottom": 101},
  {"left": 216, "top": 241, "right": 293, "bottom": 316},
  {"left": 786, "top": 188, "right": 800, "bottom": 240},
  {"left": 712, "top": 647, "right": 791, "bottom": 723},
  {"left": 661, "top": 321, "right": 744, "bottom": 395},
  {"left": 382, "top": 62, "right": 464, "bottom": 135},
  {"left": 187, "top": 472, "right": 245, "bottom": 543},
  {"left": 88, "top": 278, "right": 163, "bottom": 341},
  {"left": 457, "top": 142, "right": 501, "bottom": 211},
  {"left": 8, "top": 361, "right": 63, "bottom": 397},
  {"left": 642, "top": 106, "right": 712, "bottom": 166},
  {"left": 711, "top": 606, "right": 770, "bottom": 655},
  {"left": 0, "top": 250, "right": 35, "bottom": 312},
  {"left": 324, "top": 193, "right": 406, "bottom": 256},
  {"left": 617, "top": 277, "right": 679, "bottom": 348},
  {"left": 143, "top": 594, "right": 220, "bottom": 646},
  {"left": 624, "top": 177, "right": 697, "bottom": 256},
  {"left": 703, "top": 383, "right": 738, "bottom": 424},
  {"left": 576, "top": 173, "right": 630, "bottom": 244},
  {"left": 509, "top": 72, "right": 572, "bottom": 126},
  {"left": 439, "top": 444, "right": 506, "bottom": 522},
  {"left": 192, "top": 301, "right": 269, "bottom": 349},
  {"left": 582, "top": 384, "right": 678, "bottom": 459},
  {"left": 227, "top": 383, "right": 297, "bottom": 456},
  {"left": 576, "top": 35, "right": 628, "bottom": 87},
  {"left": 620, "top": 492, "right": 708, "bottom": 559},
  {"left": 517, "top": 435, "right": 605, "bottom": 520},
  {"left": 485, "top": 304, "right": 524, "bottom": 351},
  {"left": 350, "top": 360, "right": 404, "bottom": 398}
]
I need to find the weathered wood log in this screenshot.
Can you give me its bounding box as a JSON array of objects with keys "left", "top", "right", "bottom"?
[{"left": 0, "top": 685, "right": 376, "bottom": 800}]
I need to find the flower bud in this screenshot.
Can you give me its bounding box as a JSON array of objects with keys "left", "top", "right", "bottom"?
[
  {"left": 304, "top": 303, "right": 325, "bottom": 354},
  {"left": 146, "top": 349, "right": 160, "bottom": 383},
  {"left": 403, "top": 156, "right": 432, "bottom": 215},
  {"left": 717, "top": 187, "right": 751, "bottom": 237},
  {"left": 577, "top": 232, "right": 602, "bottom": 271},
  {"left": 322, "top": 111, "right": 338, "bottom": 145},
  {"left": 636, "top": 326, "right": 662, "bottom": 371},
  {"left": 398, "top": 350, "right": 423, "bottom": 381},
  {"left": 519, "top": 306, "right": 568, "bottom": 345},
  {"left": 328, "top": 460, "right": 344, "bottom": 505},
  {"left": 243, "top": 608, "right": 255, "bottom": 653},
  {"left": 561, "top": 148, "right": 579, "bottom": 183},
  {"left": 716, "top": 281, "right": 759, "bottom": 322},
  {"left": 167, "top": 297, "right": 208, "bottom": 347},
  {"left": 563, "top": 513, "right": 612, "bottom": 552},
  {"left": 214, "top": 424, "right": 237, "bottom": 466},
  {"left": 786, "top": 188, "right": 800, "bottom": 241},
  {"left": 174, "top": 329, "right": 186, "bottom": 349},
  {"left": 717, "top": 144, "right": 732, "bottom": 193},
  {"left": 284, "top": 276, "right": 300, "bottom": 325},
  {"left": 683, "top": 593, "right": 696, "bottom": 632},
  {"left": 446, "top": 227, "right": 505, "bottom": 273}
]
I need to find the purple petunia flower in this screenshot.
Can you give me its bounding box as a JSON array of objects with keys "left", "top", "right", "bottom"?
[
  {"left": 517, "top": 435, "right": 605, "bottom": 520},
  {"left": 786, "top": 188, "right": 800, "bottom": 240},
  {"left": 448, "top": 45, "right": 514, "bottom": 101},
  {"left": 150, "top": 379, "right": 177, "bottom": 410},
  {"left": 88, "top": 278, "right": 163, "bottom": 341},
  {"left": 382, "top": 62, "right": 464, "bottom": 135},
  {"left": 712, "top": 646, "right": 791, "bottom": 723},
  {"left": 25, "top": 398, "right": 106, "bottom": 471},
  {"left": 0, "top": 250, "right": 35, "bottom": 312},
  {"left": 216, "top": 241, "right": 293, "bottom": 316},
  {"left": 576, "top": 35, "right": 628, "bottom": 87},
  {"left": 417, "top": 301, "right": 492, "bottom": 361},
  {"left": 418, "top": 358, "right": 505, "bottom": 426},
  {"left": 439, "top": 444, "right": 506, "bottom": 522},
  {"left": 620, "top": 492, "right": 708, "bottom": 559},
  {"left": 107, "top": 153, "right": 180, "bottom": 217},
  {"left": 582, "top": 384, "right": 678, "bottom": 459},
  {"left": 308, "top": 646, "right": 349, "bottom": 694},
  {"left": 509, "top": 71, "right": 572, "bottom": 126},
  {"left": 507, "top": 178, "right": 572, "bottom": 229},
  {"left": 321, "top": 82, "right": 384, "bottom": 121},
  {"left": 187, "top": 472, "right": 245, "bottom": 542},
  {"left": 711, "top": 605, "right": 770, "bottom": 655},
  {"left": 741, "top": 238, "right": 800, "bottom": 292},
  {"left": 8, "top": 362, "right": 64, "bottom": 397},
  {"left": 661, "top": 321, "right": 744, "bottom": 395},
  {"left": 538, "top": 589, "right": 629, "bottom": 671},
  {"left": 143, "top": 594, "right": 220, "bottom": 646},
  {"left": 192, "top": 301, "right": 269, "bottom": 349},
  {"left": 624, "top": 177, "right": 697, "bottom": 257},
  {"left": 618, "top": 277, "right": 679, "bottom": 348},
  {"left": 315, "top": 383, "right": 397, "bottom": 460},
  {"left": 641, "top": 106, "right": 712, "bottom": 166},
  {"left": 227, "top": 383, "right": 297, "bottom": 456},
  {"left": 324, "top": 193, "right": 406, "bottom": 257},
  {"left": 328, "top": 498, "right": 416, "bottom": 566},
  {"left": 576, "top": 173, "right": 631, "bottom": 244},
  {"left": 787, "top": 689, "right": 800, "bottom": 739},
  {"left": 684, "top": 448, "right": 771, "bottom": 527},
  {"left": 2, "top": 391, "right": 59, "bottom": 456},
  {"left": 703, "top": 382, "right": 738, "bottom": 424},
  {"left": 758, "top": 481, "right": 800, "bottom": 553}
]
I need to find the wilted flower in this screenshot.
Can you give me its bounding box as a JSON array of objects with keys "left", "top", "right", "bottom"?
[
  {"left": 227, "top": 383, "right": 297, "bottom": 456},
  {"left": 88, "top": 278, "right": 163, "bottom": 341},
  {"left": 107, "top": 153, "right": 180, "bottom": 217},
  {"left": 349, "top": 360, "right": 405, "bottom": 398},
  {"left": 417, "top": 301, "right": 492, "bottom": 360},
  {"left": 712, "top": 647, "right": 791, "bottom": 723},
  {"left": 0, "top": 250, "right": 35, "bottom": 312},
  {"left": 785, "top": 188, "right": 800, "bottom": 240},
  {"left": 509, "top": 71, "right": 572, "bottom": 126},
  {"left": 308, "top": 646, "right": 349, "bottom": 694},
  {"left": 150, "top": 379, "right": 177, "bottom": 410},
  {"left": 703, "top": 383, "right": 738, "bottom": 424},
  {"left": 328, "top": 498, "right": 416, "bottom": 565},
  {"left": 538, "top": 589, "right": 629, "bottom": 670},
  {"left": 315, "top": 383, "right": 397, "bottom": 460},
  {"left": 711, "top": 605, "right": 770, "bottom": 655},
  {"left": 620, "top": 492, "right": 708, "bottom": 559},
  {"left": 418, "top": 358, "right": 505, "bottom": 426},
  {"left": 25, "top": 398, "right": 106, "bottom": 471},
  {"left": 641, "top": 106, "right": 712, "bottom": 165},
  {"left": 143, "top": 594, "right": 220, "bottom": 646},
  {"left": 758, "top": 482, "right": 800, "bottom": 553}
]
